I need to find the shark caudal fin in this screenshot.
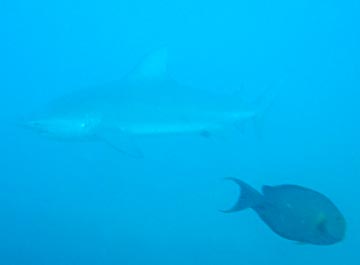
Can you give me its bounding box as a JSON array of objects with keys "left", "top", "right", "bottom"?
[
  {"left": 128, "top": 48, "right": 169, "bottom": 83},
  {"left": 221, "top": 178, "right": 263, "bottom": 213}
]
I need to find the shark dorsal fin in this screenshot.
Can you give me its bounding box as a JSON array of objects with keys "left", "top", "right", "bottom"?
[{"left": 128, "top": 48, "right": 168, "bottom": 83}]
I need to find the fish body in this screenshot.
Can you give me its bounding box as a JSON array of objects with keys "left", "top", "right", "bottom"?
[
  {"left": 23, "top": 49, "right": 267, "bottom": 155},
  {"left": 223, "top": 178, "right": 346, "bottom": 245}
]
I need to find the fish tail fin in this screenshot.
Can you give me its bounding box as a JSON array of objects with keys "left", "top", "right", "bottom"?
[{"left": 221, "top": 178, "right": 263, "bottom": 213}]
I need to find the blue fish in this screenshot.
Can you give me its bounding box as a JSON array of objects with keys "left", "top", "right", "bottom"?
[
  {"left": 222, "top": 178, "right": 346, "bottom": 245},
  {"left": 22, "top": 49, "right": 270, "bottom": 157}
]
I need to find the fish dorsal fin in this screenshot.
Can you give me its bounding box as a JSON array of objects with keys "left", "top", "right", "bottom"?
[{"left": 128, "top": 48, "right": 168, "bottom": 83}]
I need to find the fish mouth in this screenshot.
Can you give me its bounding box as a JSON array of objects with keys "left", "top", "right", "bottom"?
[{"left": 19, "top": 119, "right": 57, "bottom": 137}]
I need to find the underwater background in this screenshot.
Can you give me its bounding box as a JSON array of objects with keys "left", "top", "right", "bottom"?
[{"left": 1, "top": 0, "right": 359, "bottom": 264}]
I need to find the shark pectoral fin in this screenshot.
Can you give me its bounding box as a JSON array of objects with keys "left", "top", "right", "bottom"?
[{"left": 96, "top": 128, "right": 143, "bottom": 158}]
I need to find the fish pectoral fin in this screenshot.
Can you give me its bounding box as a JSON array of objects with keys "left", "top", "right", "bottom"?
[
  {"left": 316, "top": 218, "right": 328, "bottom": 235},
  {"left": 96, "top": 128, "right": 143, "bottom": 158}
]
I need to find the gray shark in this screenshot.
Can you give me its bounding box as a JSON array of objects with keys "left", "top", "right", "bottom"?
[{"left": 23, "top": 49, "right": 269, "bottom": 156}]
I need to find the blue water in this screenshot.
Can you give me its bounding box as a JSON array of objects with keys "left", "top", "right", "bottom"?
[{"left": 1, "top": 0, "right": 359, "bottom": 264}]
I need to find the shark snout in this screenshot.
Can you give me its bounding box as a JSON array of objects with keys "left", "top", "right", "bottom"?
[{"left": 20, "top": 120, "right": 49, "bottom": 134}]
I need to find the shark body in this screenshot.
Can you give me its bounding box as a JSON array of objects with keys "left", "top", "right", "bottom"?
[{"left": 24, "top": 50, "right": 266, "bottom": 156}]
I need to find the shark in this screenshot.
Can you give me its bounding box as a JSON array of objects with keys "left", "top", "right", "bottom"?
[{"left": 23, "top": 49, "right": 270, "bottom": 157}]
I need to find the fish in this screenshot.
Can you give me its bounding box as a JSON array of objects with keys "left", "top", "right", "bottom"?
[
  {"left": 23, "top": 49, "right": 269, "bottom": 156},
  {"left": 222, "top": 178, "right": 346, "bottom": 245}
]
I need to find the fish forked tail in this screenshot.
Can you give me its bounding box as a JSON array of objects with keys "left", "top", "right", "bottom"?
[{"left": 220, "top": 178, "right": 263, "bottom": 213}]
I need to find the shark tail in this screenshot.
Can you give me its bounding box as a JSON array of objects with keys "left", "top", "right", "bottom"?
[{"left": 221, "top": 178, "right": 263, "bottom": 213}]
